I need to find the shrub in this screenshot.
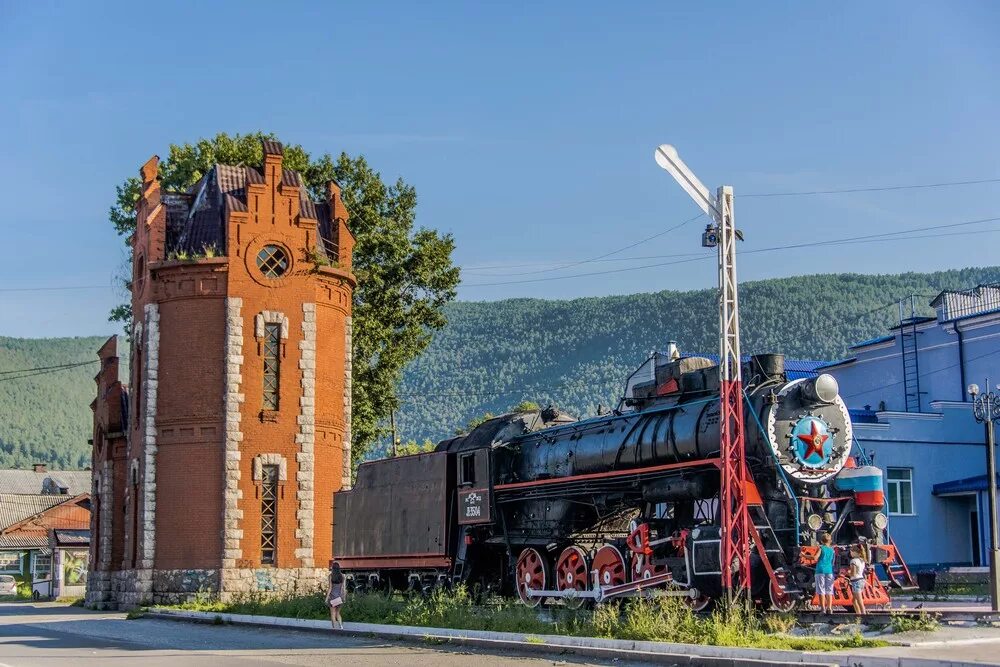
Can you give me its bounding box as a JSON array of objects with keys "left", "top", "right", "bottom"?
[
  {"left": 891, "top": 612, "right": 939, "bottom": 633},
  {"left": 163, "top": 588, "right": 888, "bottom": 651},
  {"left": 762, "top": 612, "right": 797, "bottom": 634}
]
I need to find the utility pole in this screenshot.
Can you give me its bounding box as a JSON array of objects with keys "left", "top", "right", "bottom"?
[
  {"left": 390, "top": 408, "right": 399, "bottom": 457},
  {"left": 969, "top": 380, "right": 1000, "bottom": 611},
  {"left": 655, "top": 145, "right": 750, "bottom": 602}
]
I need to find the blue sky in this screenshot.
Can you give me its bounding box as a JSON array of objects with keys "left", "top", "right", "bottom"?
[{"left": 1, "top": 1, "right": 999, "bottom": 337}]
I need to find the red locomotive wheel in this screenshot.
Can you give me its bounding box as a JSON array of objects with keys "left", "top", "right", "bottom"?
[
  {"left": 638, "top": 563, "right": 667, "bottom": 580},
  {"left": 769, "top": 582, "right": 797, "bottom": 612},
  {"left": 592, "top": 544, "right": 627, "bottom": 589},
  {"left": 516, "top": 547, "right": 548, "bottom": 607},
  {"left": 556, "top": 546, "right": 590, "bottom": 608},
  {"left": 683, "top": 591, "right": 713, "bottom": 612}
]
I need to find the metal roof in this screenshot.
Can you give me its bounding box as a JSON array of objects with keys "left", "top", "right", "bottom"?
[
  {"left": 0, "top": 495, "right": 68, "bottom": 531},
  {"left": 51, "top": 529, "right": 90, "bottom": 547},
  {"left": 0, "top": 534, "right": 49, "bottom": 549},
  {"left": 688, "top": 353, "right": 831, "bottom": 381},
  {"left": 849, "top": 334, "right": 894, "bottom": 350},
  {"left": 849, "top": 409, "right": 880, "bottom": 424},
  {"left": 0, "top": 470, "right": 90, "bottom": 497},
  {"left": 933, "top": 474, "right": 1000, "bottom": 496}
]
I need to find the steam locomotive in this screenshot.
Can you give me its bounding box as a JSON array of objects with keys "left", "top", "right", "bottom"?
[{"left": 333, "top": 350, "right": 904, "bottom": 610}]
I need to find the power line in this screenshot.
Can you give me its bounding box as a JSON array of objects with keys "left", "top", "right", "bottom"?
[
  {"left": 842, "top": 346, "right": 1000, "bottom": 401},
  {"left": 0, "top": 285, "right": 111, "bottom": 293},
  {"left": 462, "top": 215, "right": 1000, "bottom": 287},
  {"left": 0, "top": 361, "right": 97, "bottom": 382},
  {"left": 0, "top": 361, "right": 97, "bottom": 376},
  {"left": 461, "top": 175, "right": 1000, "bottom": 274},
  {"left": 741, "top": 177, "right": 1000, "bottom": 198},
  {"left": 475, "top": 212, "right": 706, "bottom": 277}
]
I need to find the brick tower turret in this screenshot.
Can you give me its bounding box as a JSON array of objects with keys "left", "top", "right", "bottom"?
[{"left": 87, "top": 140, "right": 355, "bottom": 607}]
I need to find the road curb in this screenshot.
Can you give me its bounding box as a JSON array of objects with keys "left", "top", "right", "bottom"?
[{"left": 146, "top": 607, "right": 981, "bottom": 667}]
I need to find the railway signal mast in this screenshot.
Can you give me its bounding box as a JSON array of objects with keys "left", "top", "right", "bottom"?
[{"left": 654, "top": 145, "right": 750, "bottom": 602}]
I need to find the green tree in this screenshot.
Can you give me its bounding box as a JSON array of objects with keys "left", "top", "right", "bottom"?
[
  {"left": 392, "top": 439, "right": 437, "bottom": 456},
  {"left": 107, "top": 132, "right": 460, "bottom": 462}
]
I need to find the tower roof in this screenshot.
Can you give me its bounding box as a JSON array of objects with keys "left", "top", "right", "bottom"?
[{"left": 166, "top": 163, "right": 342, "bottom": 259}]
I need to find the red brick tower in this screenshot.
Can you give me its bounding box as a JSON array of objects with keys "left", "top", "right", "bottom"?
[{"left": 87, "top": 140, "right": 355, "bottom": 607}]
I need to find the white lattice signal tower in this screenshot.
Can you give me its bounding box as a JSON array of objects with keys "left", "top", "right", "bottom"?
[{"left": 655, "top": 146, "right": 750, "bottom": 601}]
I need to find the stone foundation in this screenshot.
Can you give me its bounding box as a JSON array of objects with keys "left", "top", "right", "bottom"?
[
  {"left": 219, "top": 567, "right": 327, "bottom": 601},
  {"left": 87, "top": 566, "right": 327, "bottom": 608}
]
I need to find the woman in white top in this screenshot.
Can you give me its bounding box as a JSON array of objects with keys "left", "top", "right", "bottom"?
[{"left": 848, "top": 547, "right": 867, "bottom": 615}]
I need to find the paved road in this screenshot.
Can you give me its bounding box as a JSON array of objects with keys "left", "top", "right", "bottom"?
[{"left": 0, "top": 601, "right": 633, "bottom": 666}]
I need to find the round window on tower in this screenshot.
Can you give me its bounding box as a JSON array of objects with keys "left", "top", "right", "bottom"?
[{"left": 256, "top": 245, "right": 289, "bottom": 279}]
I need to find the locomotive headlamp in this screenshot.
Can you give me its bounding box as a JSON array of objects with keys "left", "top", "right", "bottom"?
[
  {"left": 803, "top": 374, "right": 839, "bottom": 404},
  {"left": 873, "top": 512, "right": 888, "bottom": 531},
  {"left": 807, "top": 514, "right": 823, "bottom": 531}
]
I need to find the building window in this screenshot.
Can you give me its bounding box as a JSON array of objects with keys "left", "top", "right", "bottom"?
[
  {"left": 130, "top": 468, "right": 140, "bottom": 567},
  {"left": 887, "top": 467, "right": 914, "bottom": 515},
  {"left": 261, "top": 464, "right": 279, "bottom": 565},
  {"left": 256, "top": 245, "right": 289, "bottom": 279},
  {"left": 262, "top": 323, "right": 281, "bottom": 410},
  {"left": 32, "top": 553, "right": 51, "bottom": 579},
  {"left": 0, "top": 553, "right": 20, "bottom": 572}
]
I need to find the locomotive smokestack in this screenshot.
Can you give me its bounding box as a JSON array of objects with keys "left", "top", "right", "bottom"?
[{"left": 802, "top": 373, "right": 840, "bottom": 404}]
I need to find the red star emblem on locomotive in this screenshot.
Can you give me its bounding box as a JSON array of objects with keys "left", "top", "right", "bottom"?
[{"left": 796, "top": 420, "right": 829, "bottom": 460}]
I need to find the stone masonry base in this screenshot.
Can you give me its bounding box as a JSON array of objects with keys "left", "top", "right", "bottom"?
[{"left": 87, "top": 567, "right": 328, "bottom": 609}]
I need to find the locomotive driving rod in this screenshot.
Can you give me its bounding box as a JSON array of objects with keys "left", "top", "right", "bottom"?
[{"left": 526, "top": 572, "right": 698, "bottom": 603}]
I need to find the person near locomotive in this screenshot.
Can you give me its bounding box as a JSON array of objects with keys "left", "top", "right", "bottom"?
[
  {"left": 327, "top": 562, "right": 346, "bottom": 629},
  {"left": 849, "top": 548, "right": 868, "bottom": 615},
  {"left": 814, "top": 532, "right": 836, "bottom": 615}
]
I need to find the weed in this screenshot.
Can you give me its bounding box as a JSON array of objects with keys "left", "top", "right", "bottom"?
[
  {"left": 125, "top": 607, "right": 147, "bottom": 620},
  {"left": 890, "top": 612, "right": 939, "bottom": 633},
  {"left": 203, "top": 244, "right": 219, "bottom": 258},
  {"left": 762, "top": 612, "right": 797, "bottom": 634},
  {"left": 212, "top": 614, "right": 225, "bottom": 625},
  {"left": 524, "top": 635, "right": 545, "bottom": 644},
  {"left": 161, "top": 588, "right": 888, "bottom": 651}
]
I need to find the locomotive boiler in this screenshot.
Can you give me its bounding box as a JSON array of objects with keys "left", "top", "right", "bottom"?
[{"left": 334, "top": 350, "right": 906, "bottom": 610}]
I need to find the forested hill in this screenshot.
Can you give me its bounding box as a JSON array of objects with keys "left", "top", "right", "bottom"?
[
  {"left": 3, "top": 267, "right": 1000, "bottom": 468},
  {"left": 0, "top": 335, "right": 116, "bottom": 469},
  {"left": 394, "top": 267, "right": 1000, "bottom": 449}
]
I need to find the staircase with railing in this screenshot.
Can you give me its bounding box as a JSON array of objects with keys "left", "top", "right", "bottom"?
[{"left": 898, "top": 296, "right": 925, "bottom": 413}]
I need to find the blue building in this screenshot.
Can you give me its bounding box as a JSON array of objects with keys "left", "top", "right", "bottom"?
[{"left": 821, "top": 283, "right": 1000, "bottom": 570}]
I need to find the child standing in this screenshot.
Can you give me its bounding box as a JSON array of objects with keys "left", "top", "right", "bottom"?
[
  {"left": 814, "top": 532, "right": 836, "bottom": 615},
  {"left": 849, "top": 548, "right": 867, "bottom": 615}
]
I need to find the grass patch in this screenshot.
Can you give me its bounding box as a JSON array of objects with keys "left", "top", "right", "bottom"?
[
  {"left": 163, "top": 587, "right": 888, "bottom": 651},
  {"left": 890, "top": 612, "right": 939, "bottom": 633},
  {"left": 125, "top": 608, "right": 147, "bottom": 620}
]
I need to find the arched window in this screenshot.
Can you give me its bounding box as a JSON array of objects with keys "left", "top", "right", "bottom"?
[
  {"left": 262, "top": 324, "right": 281, "bottom": 410},
  {"left": 260, "top": 464, "right": 279, "bottom": 565}
]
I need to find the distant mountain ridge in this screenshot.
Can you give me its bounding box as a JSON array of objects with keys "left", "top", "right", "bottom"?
[{"left": 2, "top": 266, "right": 998, "bottom": 468}]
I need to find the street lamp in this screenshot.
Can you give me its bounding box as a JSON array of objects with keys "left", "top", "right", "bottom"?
[{"left": 968, "top": 380, "right": 1000, "bottom": 611}]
